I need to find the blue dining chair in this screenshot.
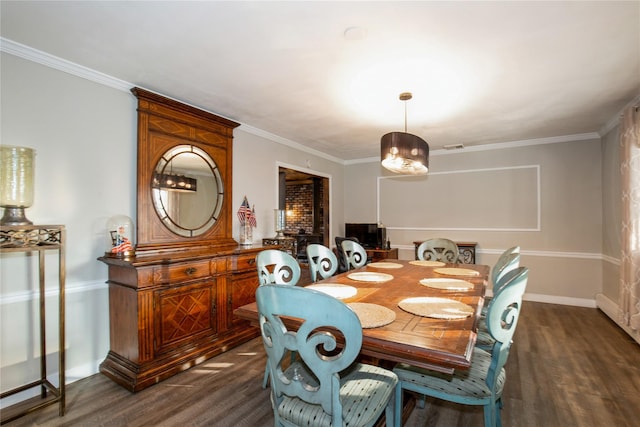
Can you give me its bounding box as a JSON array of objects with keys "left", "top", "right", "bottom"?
[
  {"left": 394, "top": 266, "right": 529, "bottom": 427},
  {"left": 491, "top": 246, "right": 521, "bottom": 287},
  {"left": 306, "top": 243, "right": 338, "bottom": 282},
  {"left": 416, "top": 238, "right": 460, "bottom": 263},
  {"left": 335, "top": 236, "right": 361, "bottom": 272},
  {"left": 256, "top": 249, "right": 301, "bottom": 286},
  {"left": 340, "top": 239, "right": 368, "bottom": 270},
  {"left": 256, "top": 284, "right": 398, "bottom": 427},
  {"left": 476, "top": 250, "right": 521, "bottom": 350},
  {"left": 256, "top": 249, "right": 301, "bottom": 388}
]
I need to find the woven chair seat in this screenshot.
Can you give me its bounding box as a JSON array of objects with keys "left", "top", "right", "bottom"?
[
  {"left": 476, "top": 325, "right": 496, "bottom": 351},
  {"left": 279, "top": 362, "right": 397, "bottom": 427},
  {"left": 394, "top": 347, "right": 505, "bottom": 403}
]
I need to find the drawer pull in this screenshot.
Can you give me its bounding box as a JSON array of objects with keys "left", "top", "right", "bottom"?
[
  {"left": 185, "top": 267, "right": 197, "bottom": 276},
  {"left": 248, "top": 258, "right": 255, "bottom": 265}
]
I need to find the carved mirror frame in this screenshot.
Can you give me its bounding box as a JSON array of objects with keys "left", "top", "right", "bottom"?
[{"left": 132, "top": 88, "right": 240, "bottom": 252}]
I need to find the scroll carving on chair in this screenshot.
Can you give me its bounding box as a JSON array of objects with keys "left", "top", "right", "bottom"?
[
  {"left": 256, "top": 249, "right": 301, "bottom": 286},
  {"left": 306, "top": 243, "right": 338, "bottom": 282},
  {"left": 416, "top": 238, "right": 460, "bottom": 263},
  {"left": 340, "top": 239, "right": 368, "bottom": 270}
]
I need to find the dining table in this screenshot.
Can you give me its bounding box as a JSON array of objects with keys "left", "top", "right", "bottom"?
[{"left": 234, "top": 258, "right": 489, "bottom": 374}]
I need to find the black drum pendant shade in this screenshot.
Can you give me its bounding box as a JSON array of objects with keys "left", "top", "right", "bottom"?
[
  {"left": 380, "top": 131, "right": 429, "bottom": 175},
  {"left": 380, "top": 92, "right": 429, "bottom": 175}
]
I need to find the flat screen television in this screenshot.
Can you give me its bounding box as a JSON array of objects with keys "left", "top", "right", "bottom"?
[{"left": 344, "top": 223, "right": 386, "bottom": 249}]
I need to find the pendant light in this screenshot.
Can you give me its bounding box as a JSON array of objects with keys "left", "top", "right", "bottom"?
[{"left": 380, "top": 92, "right": 429, "bottom": 175}]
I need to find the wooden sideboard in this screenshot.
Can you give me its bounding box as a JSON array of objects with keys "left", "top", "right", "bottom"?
[
  {"left": 366, "top": 247, "right": 399, "bottom": 262},
  {"left": 413, "top": 241, "right": 477, "bottom": 264},
  {"left": 98, "top": 245, "right": 263, "bottom": 392}
]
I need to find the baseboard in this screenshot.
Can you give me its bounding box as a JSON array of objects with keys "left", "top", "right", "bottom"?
[
  {"left": 523, "top": 293, "right": 596, "bottom": 308},
  {"left": 596, "top": 293, "right": 640, "bottom": 345}
]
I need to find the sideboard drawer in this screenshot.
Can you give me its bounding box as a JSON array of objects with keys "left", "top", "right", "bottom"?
[
  {"left": 153, "top": 260, "right": 211, "bottom": 284},
  {"left": 233, "top": 253, "right": 257, "bottom": 272}
]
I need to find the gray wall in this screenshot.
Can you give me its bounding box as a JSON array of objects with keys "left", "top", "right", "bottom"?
[
  {"left": 600, "top": 124, "right": 621, "bottom": 302},
  {"left": 344, "top": 137, "right": 604, "bottom": 304}
]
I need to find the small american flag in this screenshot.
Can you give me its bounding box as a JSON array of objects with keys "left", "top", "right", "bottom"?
[
  {"left": 237, "top": 196, "right": 251, "bottom": 225},
  {"left": 248, "top": 205, "right": 257, "bottom": 228}
]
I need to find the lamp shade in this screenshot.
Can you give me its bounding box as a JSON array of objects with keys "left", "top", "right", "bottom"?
[{"left": 380, "top": 132, "right": 429, "bottom": 175}]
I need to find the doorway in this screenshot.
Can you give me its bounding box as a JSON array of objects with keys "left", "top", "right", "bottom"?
[{"left": 278, "top": 166, "right": 330, "bottom": 260}]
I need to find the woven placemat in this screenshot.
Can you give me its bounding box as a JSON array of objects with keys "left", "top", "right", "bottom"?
[
  {"left": 409, "top": 260, "right": 446, "bottom": 267},
  {"left": 419, "top": 278, "right": 474, "bottom": 291},
  {"left": 347, "top": 272, "right": 394, "bottom": 282},
  {"left": 368, "top": 261, "right": 404, "bottom": 269},
  {"left": 348, "top": 303, "right": 396, "bottom": 328},
  {"left": 305, "top": 283, "right": 357, "bottom": 300},
  {"left": 398, "top": 297, "right": 474, "bottom": 319},
  {"left": 433, "top": 267, "right": 480, "bottom": 277}
]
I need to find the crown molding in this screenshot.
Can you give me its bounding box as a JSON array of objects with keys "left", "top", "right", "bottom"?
[
  {"left": 1, "top": 36, "right": 345, "bottom": 166},
  {"left": 238, "top": 124, "right": 345, "bottom": 164},
  {"left": 599, "top": 93, "right": 640, "bottom": 136},
  {"left": 1, "top": 37, "right": 132, "bottom": 91},
  {"left": 348, "top": 132, "right": 601, "bottom": 165}
]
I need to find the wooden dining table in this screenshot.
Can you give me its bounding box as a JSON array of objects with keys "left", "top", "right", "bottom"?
[{"left": 234, "top": 259, "right": 489, "bottom": 374}]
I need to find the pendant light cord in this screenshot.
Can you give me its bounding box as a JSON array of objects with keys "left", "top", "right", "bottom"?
[{"left": 399, "top": 92, "right": 412, "bottom": 133}]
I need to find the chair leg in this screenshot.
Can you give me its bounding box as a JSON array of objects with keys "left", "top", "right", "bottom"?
[
  {"left": 262, "top": 364, "right": 269, "bottom": 389},
  {"left": 385, "top": 389, "right": 396, "bottom": 427},
  {"left": 394, "top": 383, "right": 404, "bottom": 426},
  {"left": 483, "top": 402, "right": 498, "bottom": 427}
]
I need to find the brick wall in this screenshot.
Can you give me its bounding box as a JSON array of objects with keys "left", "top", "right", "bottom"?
[
  {"left": 285, "top": 180, "right": 324, "bottom": 234},
  {"left": 285, "top": 183, "right": 312, "bottom": 233}
]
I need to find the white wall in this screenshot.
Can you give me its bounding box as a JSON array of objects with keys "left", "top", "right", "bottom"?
[
  {"left": 1, "top": 53, "right": 135, "bottom": 400},
  {"left": 0, "top": 52, "right": 345, "bottom": 402},
  {"left": 232, "top": 129, "right": 345, "bottom": 244}
]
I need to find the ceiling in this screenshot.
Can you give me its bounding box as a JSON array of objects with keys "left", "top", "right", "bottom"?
[{"left": 2, "top": 1, "right": 639, "bottom": 161}]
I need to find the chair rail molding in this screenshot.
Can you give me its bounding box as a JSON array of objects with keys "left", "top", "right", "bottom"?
[{"left": 0, "top": 279, "right": 106, "bottom": 305}]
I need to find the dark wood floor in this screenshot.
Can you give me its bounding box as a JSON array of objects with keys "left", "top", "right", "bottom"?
[{"left": 4, "top": 301, "right": 640, "bottom": 426}]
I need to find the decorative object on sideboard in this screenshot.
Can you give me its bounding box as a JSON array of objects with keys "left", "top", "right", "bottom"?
[
  {"left": 0, "top": 145, "right": 35, "bottom": 226},
  {"left": 380, "top": 92, "right": 429, "bottom": 175},
  {"left": 105, "top": 215, "right": 135, "bottom": 257},
  {"left": 274, "top": 208, "right": 286, "bottom": 238},
  {"left": 237, "top": 195, "right": 256, "bottom": 245}
]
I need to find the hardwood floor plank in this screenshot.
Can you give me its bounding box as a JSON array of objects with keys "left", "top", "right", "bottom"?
[{"left": 4, "top": 302, "right": 639, "bottom": 426}]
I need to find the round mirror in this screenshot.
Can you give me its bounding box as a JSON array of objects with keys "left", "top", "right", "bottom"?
[{"left": 151, "top": 145, "right": 223, "bottom": 237}]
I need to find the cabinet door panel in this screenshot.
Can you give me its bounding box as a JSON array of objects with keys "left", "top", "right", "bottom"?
[
  {"left": 229, "top": 272, "right": 259, "bottom": 329},
  {"left": 155, "top": 281, "right": 217, "bottom": 354}
]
